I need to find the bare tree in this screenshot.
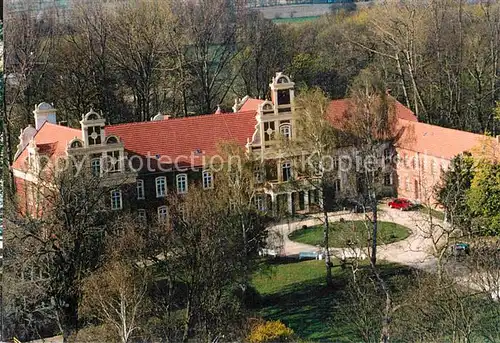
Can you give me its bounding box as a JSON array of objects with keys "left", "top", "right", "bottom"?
[
  {"left": 106, "top": 0, "right": 175, "bottom": 122},
  {"left": 293, "top": 87, "right": 347, "bottom": 287},
  {"left": 4, "top": 162, "right": 129, "bottom": 342},
  {"left": 81, "top": 255, "right": 150, "bottom": 343},
  {"left": 175, "top": 0, "right": 246, "bottom": 114},
  {"left": 340, "top": 69, "right": 399, "bottom": 267},
  {"left": 144, "top": 185, "right": 268, "bottom": 343}
]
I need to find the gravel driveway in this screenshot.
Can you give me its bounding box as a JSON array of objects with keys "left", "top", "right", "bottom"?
[{"left": 269, "top": 204, "right": 443, "bottom": 271}]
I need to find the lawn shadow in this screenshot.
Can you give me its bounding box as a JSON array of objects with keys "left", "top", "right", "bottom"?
[{"left": 255, "top": 261, "right": 413, "bottom": 342}]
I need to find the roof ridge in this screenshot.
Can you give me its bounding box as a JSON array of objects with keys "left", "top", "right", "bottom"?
[
  {"left": 107, "top": 110, "right": 257, "bottom": 129},
  {"left": 399, "top": 118, "right": 490, "bottom": 138}
]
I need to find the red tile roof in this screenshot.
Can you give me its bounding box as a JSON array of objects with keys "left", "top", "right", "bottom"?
[
  {"left": 14, "top": 97, "right": 492, "bottom": 175},
  {"left": 327, "top": 98, "right": 418, "bottom": 123},
  {"left": 106, "top": 111, "right": 258, "bottom": 166},
  {"left": 12, "top": 122, "right": 81, "bottom": 170},
  {"left": 238, "top": 98, "right": 265, "bottom": 112},
  {"left": 396, "top": 119, "right": 497, "bottom": 160}
]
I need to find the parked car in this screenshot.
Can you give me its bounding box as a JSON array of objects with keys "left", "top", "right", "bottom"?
[
  {"left": 388, "top": 198, "right": 415, "bottom": 211},
  {"left": 450, "top": 242, "right": 470, "bottom": 255}
]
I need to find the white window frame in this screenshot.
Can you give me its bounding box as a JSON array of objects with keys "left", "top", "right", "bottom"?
[
  {"left": 91, "top": 158, "right": 101, "bottom": 176},
  {"left": 255, "top": 194, "right": 265, "bottom": 211},
  {"left": 136, "top": 179, "right": 145, "bottom": 200},
  {"left": 138, "top": 209, "right": 146, "bottom": 222},
  {"left": 106, "top": 150, "right": 121, "bottom": 173},
  {"left": 405, "top": 177, "right": 410, "bottom": 191},
  {"left": 281, "top": 161, "right": 292, "bottom": 182},
  {"left": 279, "top": 124, "right": 292, "bottom": 140},
  {"left": 110, "top": 189, "right": 122, "bottom": 210},
  {"left": 158, "top": 206, "right": 168, "bottom": 223},
  {"left": 156, "top": 176, "right": 167, "bottom": 198},
  {"left": 176, "top": 174, "right": 188, "bottom": 194},
  {"left": 202, "top": 171, "right": 213, "bottom": 189}
]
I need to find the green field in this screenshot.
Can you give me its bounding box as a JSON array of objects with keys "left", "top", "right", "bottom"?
[
  {"left": 272, "top": 16, "right": 320, "bottom": 24},
  {"left": 251, "top": 259, "right": 411, "bottom": 341},
  {"left": 288, "top": 220, "right": 411, "bottom": 248}
]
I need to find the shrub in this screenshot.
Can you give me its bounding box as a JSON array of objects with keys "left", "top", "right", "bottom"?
[{"left": 248, "top": 319, "right": 295, "bottom": 343}]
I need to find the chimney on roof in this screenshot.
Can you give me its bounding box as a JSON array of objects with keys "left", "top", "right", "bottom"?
[
  {"left": 58, "top": 121, "right": 68, "bottom": 127},
  {"left": 34, "top": 102, "right": 57, "bottom": 130},
  {"left": 164, "top": 115, "right": 171, "bottom": 120}
]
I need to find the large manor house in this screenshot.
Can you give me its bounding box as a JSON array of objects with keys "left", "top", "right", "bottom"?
[{"left": 11, "top": 73, "right": 500, "bottom": 221}]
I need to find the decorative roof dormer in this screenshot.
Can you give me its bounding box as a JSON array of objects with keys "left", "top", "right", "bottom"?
[
  {"left": 80, "top": 109, "right": 106, "bottom": 147},
  {"left": 270, "top": 72, "right": 295, "bottom": 116},
  {"left": 34, "top": 102, "right": 57, "bottom": 130},
  {"left": 246, "top": 73, "right": 297, "bottom": 154}
]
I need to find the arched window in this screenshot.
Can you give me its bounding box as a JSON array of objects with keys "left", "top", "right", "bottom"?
[
  {"left": 70, "top": 140, "right": 83, "bottom": 149},
  {"left": 277, "top": 76, "right": 288, "bottom": 84},
  {"left": 279, "top": 124, "right": 291, "bottom": 140},
  {"left": 157, "top": 206, "right": 168, "bottom": 223},
  {"left": 156, "top": 176, "right": 167, "bottom": 197},
  {"left": 282, "top": 162, "right": 292, "bottom": 182},
  {"left": 106, "top": 136, "right": 119, "bottom": 144},
  {"left": 202, "top": 171, "right": 213, "bottom": 189},
  {"left": 254, "top": 194, "right": 266, "bottom": 211},
  {"left": 91, "top": 158, "right": 101, "bottom": 176},
  {"left": 110, "top": 189, "right": 122, "bottom": 210},
  {"left": 176, "top": 174, "right": 188, "bottom": 194}
]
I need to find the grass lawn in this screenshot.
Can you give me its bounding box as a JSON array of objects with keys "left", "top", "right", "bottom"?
[
  {"left": 251, "top": 259, "right": 411, "bottom": 342},
  {"left": 418, "top": 206, "right": 445, "bottom": 221},
  {"left": 288, "top": 221, "right": 411, "bottom": 248},
  {"left": 272, "top": 16, "right": 320, "bottom": 24}
]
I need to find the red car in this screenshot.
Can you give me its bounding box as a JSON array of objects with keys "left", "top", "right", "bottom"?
[{"left": 388, "top": 198, "right": 415, "bottom": 211}]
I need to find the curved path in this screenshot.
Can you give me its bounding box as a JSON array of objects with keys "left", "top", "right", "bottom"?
[{"left": 269, "top": 204, "right": 445, "bottom": 271}]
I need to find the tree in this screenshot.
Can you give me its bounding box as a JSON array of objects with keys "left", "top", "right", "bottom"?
[
  {"left": 294, "top": 87, "right": 346, "bottom": 287},
  {"left": 3, "top": 4, "right": 59, "bottom": 193},
  {"left": 340, "top": 69, "right": 399, "bottom": 267},
  {"left": 106, "top": 0, "right": 175, "bottom": 122},
  {"left": 4, "top": 163, "right": 129, "bottom": 342},
  {"left": 174, "top": 0, "right": 246, "bottom": 114},
  {"left": 144, "top": 185, "right": 268, "bottom": 343},
  {"left": 436, "top": 152, "right": 475, "bottom": 234},
  {"left": 235, "top": 11, "right": 286, "bottom": 99},
  {"left": 467, "top": 161, "right": 500, "bottom": 235},
  {"left": 81, "top": 250, "right": 151, "bottom": 343}
]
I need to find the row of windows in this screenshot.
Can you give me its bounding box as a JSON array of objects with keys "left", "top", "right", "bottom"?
[
  {"left": 136, "top": 171, "right": 214, "bottom": 200},
  {"left": 401, "top": 154, "right": 444, "bottom": 175},
  {"left": 263, "top": 122, "right": 292, "bottom": 142}
]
